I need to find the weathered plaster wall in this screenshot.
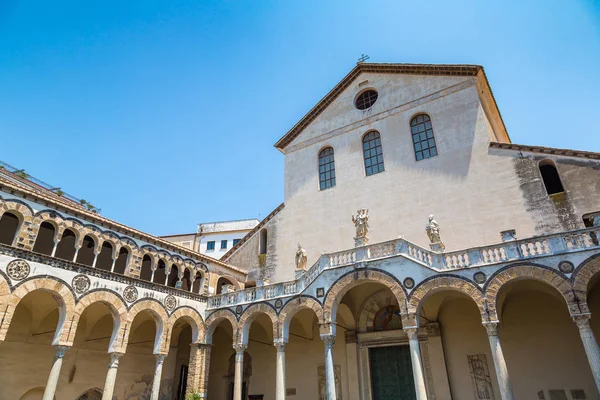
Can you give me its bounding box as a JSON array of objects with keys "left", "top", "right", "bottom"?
[
  {"left": 225, "top": 212, "right": 282, "bottom": 282},
  {"left": 275, "top": 73, "right": 537, "bottom": 281}
]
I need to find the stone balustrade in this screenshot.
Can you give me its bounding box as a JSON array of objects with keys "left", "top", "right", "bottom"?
[{"left": 207, "top": 226, "right": 600, "bottom": 309}]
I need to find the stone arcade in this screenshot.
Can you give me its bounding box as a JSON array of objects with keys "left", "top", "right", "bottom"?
[{"left": 2, "top": 62, "right": 600, "bottom": 400}]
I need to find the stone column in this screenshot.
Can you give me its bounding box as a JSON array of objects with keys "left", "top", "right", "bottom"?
[
  {"left": 186, "top": 343, "right": 212, "bottom": 398},
  {"left": 321, "top": 334, "right": 337, "bottom": 400},
  {"left": 42, "top": 345, "right": 69, "bottom": 400},
  {"left": 51, "top": 239, "right": 60, "bottom": 257},
  {"left": 233, "top": 344, "right": 246, "bottom": 400},
  {"left": 200, "top": 343, "right": 212, "bottom": 398},
  {"left": 72, "top": 245, "right": 81, "bottom": 263},
  {"left": 101, "top": 352, "right": 124, "bottom": 400},
  {"left": 92, "top": 251, "right": 100, "bottom": 268},
  {"left": 574, "top": 314, "right": 600, "bottom": 393},
  {"left": 110, "top": 256, "right": 117, "bottom": 272},
  {"left": 483, "top": 322, "right": 514, "bottom": 400},
  {"left": 404, "top": 327, "right": 428, "bottom": 400},
  {"left": 274, "top": 339, "right": 287, "bottom": 400},
  {"left": 150, "top": 354, "right": 167, "bottom": 400}
]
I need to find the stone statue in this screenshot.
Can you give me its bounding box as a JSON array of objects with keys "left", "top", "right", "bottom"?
[
  {"left": 352, "top": 209, "right": 369, "bottom": 238},
  {"left": 295, "top": 243, "right": 307, "bottom": 271},
  {"left": 425, "top": 214, "right": 441, "bottom": 243}
]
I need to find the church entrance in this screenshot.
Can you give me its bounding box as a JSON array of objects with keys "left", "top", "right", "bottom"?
[{"left": 369, "top": 345, "right": 416, "bottom": 400}]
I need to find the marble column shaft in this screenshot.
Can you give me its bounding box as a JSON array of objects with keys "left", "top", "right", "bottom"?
[
  {"left": 42, "top": 345, "right": 70, "bottom": 400},
  {"left": 101, "top": 352, "right": 124, "bottom": 400},
  {"left": 483, "top": 322, "right": 515, "bottom": 400},
  {"left": 322, "top": 334, "right": 337, "bottom": 400},
  {"left": 274, "top": 339, "right": 287, "bottom": 400},
  {"left": 233, "top": 344, "right": 246, "bottom": 400},
  {"left": 404, "top": 327, "right": 428, "bottom": 400},
  {"left": 574, "top": 314, "right": 600, "bottom": 394},
  {"left": 150, "top": 354, "right": 167, "bottom": 400}
]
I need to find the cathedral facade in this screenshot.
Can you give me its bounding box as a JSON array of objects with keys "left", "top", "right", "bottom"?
[{"left": 1, "top": 63, "right": 600, "bottom": 400}]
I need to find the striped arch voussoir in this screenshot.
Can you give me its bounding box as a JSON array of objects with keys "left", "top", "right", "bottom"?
[
  {"left": 165, "top": 307, "right": 206, "bottom": 350},
  {"left": 205, "top": 309, "right": 238, "bottom": 344},
  {"left": 572, "top": 256, "right": 600, "bottom": 311}
]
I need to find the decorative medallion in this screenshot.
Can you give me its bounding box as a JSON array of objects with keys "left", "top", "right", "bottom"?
[
  {"left": 123, "top": 285, "right": 138, "bottom": 303},
  {"left": 164, "top": 295, "right": 177, "bottom": 311},
  {"left": 7, "top": 259, "right": 30, "bottom": 281},
  {"left": 236, "top": 305, "right": 243, "bottom": 315},
  {"left": 72, "top": 274, "right": 91, "bottom": 294},
  {"left": 559, "top": 261, "right": 574, "bottom": 274},
  {"left": 316, "top": 287, "right": 325, "bottom": 298},
  {"left": 403, "top": 277, "right": 415, "bottom": 289},
  {"left": 473, "top": 272, "right": 487, "bottom": 284},
  {"left": 275, "top": 299, "right": 283, "bottom": 309}
]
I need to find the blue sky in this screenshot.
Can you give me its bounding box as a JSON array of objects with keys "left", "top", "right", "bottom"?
[{"left": 1, "top": 0, "right": 599, "bottom": 235}]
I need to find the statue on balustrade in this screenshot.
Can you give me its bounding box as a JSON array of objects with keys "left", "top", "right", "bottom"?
[
  {"left": 426, "top": 214, "right": 445, "bottom": 251},
  {"left": 295, "top": 243, "right": 307, "bottom": 271},
  {"left": 352, "top": 209, "right": 369, "bottom": 247}
]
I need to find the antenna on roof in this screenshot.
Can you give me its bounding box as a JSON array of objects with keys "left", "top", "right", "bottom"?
[{"left": 357, "top": 54, "right": 370, "bottom": 64}]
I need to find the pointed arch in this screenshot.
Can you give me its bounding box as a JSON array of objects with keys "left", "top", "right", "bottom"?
[
  {"left": 205, "top": 309, "right": 238, "bottom": 344},
  {"left": 125, "top": 299, "right": 169, "bottom": 354},
  {"left": 70, "top": 290, "right": 128, "bottom": 352},
  {"left": 407, "top": 275, "right": 486, "bottom": 324},
  {"left": 323, "top": 269, "right": 407, "bottom": 329},
  {"left": 6, "top": 277, "right": 76, "bottom": 345},
  {"left": 278, "top": 296, "right": 323, "bottom": 341},
  {"left": 485, "top": 264, "right": 577, "bottom": 320},
  {"left": 238, "top": 303, "right": 279, "bottom": 346}
]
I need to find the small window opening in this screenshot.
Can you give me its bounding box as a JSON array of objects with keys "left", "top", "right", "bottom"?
[
  {"left": 539, "top": 161, "right": 565, "bottom": 195},
  {"left": 259, "top": 228, "right": 268, "bottom": 255}
]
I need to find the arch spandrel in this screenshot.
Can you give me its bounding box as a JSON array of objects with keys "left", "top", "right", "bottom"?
[
  {"left": 238, "top": 303, "right": 279, "bottom": 346},
  {"left": 572, "top": 254, "right": 600, "bottom": 312},
  {"left": 485, "top": 264, "right": 578, "bottom": 320}
]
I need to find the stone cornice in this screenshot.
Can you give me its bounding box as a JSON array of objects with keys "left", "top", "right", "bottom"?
[{"left": 489, "top": 142, "right": 600, "bottom": 161}]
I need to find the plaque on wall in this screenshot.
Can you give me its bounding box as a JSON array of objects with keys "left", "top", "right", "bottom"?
[
  {"left": 467, "top": 354, "right": 495, "bottom": 400},
  {"left": 317, "top": 365, "right": 341, "bottom": 400}
]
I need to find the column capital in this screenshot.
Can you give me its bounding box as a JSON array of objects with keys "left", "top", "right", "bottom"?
[
  {"left": 108, "top": 352, "right": 125, "bottom": 368},
  {"left": 482, "top": 321, "right": 499, "bottom": 337},
  {"left": 573, "top": 313, "right": 593, "bottom": 330},
  {"left": 54, "top": 345, "right": 71, "bottom": 358},
  {"left": 233, "top": 343, "right": 247, "bottom": 354},
  {"left": 320, "top": 334, "right": 335, "bottom": 347},
  {"left": 274, "top": 338, "right": 287, "bottom": 351},
  {"left": 403, "top": 326, "right": 419, "bottom": 341}
]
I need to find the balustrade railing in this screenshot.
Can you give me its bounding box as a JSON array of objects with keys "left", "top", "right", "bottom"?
[{"left": 206, "top": 226, "right": 600, "bottom": 309}]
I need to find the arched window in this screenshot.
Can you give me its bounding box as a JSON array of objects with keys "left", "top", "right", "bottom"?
[
  {"left": 539, "top": 160, "right": 565, "bottom": 195},
  {"left": 410, "top": 114, "right": 438, "bottom": 161},
  {"left": 192, "top": 272, "right": 204, "bottom": 294},
  {"left": 318, "top": 147, "right": 336, "bottom": 190},
  {"left": 363, "top": 131, "right": 384, "bottom": 176},
  {"left": 140, "top": 254, "right": 153, "bottom": 282},
  {"left": 259, "top": 228, "right": 268, "bottom": 255},
  {"left": 113, "top": 247, "right": 129, "bottom": 275},
  {"left": 216, "top": 276, "right": 235, "bottom": 294},
  {"left": 168, "top": 264, "right": 179, "bottom": 288},
  {"left": 0, "top": 212, "right": 20, "bottom": 246},
  {"left": 153, "top": 259, "right": 167, "bottom": 284},
  {"left": 95, "top": 242, "right": 114, "bottom": 271},
  {"left": 33, "top": 221, "right": 56, "bottom": 255},
  {"left": 55, "top": 229, "right": 77, "bottom": 261},
  {"left": 77, "top": 235, "right": 96, "bottom": 267}
]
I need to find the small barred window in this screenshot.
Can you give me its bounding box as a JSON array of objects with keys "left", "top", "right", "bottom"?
[
  {"left": 318, "top": 147, "right": 336, "bottom": 190},
  {"left": 410, "top": 114, "right": 438, "bottom": 161},
  {"left": 363, "top": 131, "right": 384, "bottom": 176},
  {"left": 355, "top": 90, "right": 378, "bottom": 110}
]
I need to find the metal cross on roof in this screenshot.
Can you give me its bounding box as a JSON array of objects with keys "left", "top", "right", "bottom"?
[{"left": 357, "top": 54, "right": 370, "bottom": 63}]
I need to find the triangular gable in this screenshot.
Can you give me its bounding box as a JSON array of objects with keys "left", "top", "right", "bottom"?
[{"left": 274, "top": 63, "right": 511, "bottom": 152}]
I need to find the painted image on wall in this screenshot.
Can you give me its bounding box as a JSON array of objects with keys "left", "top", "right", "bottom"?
[
  {"left": 467, "top": 354, "right": 495, "bottom": 400},
  {"left": 318, "top": 365, "right": 342, "bottom": 400}
]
